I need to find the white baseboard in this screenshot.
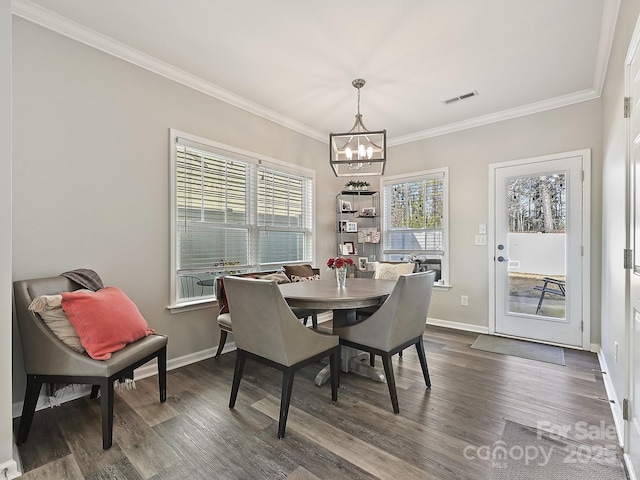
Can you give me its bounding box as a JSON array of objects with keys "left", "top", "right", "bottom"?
[
  {"left": 320, "top": 313, "right": 488, "bottom": 336},
  {"left": 597, "top": 349, "right": 624, "bottom": 449},
  {"left": 426, "top": 317, "right": 490, "bottom": 334},
  {"left": 12, "top": 341, "right": 237, "bottom": 419},
  {"left": 0, "top": 454, "right": 20, "bottom": 479},
  {"left": 625, "top": 452, "right": 637, "bottom": 480}
]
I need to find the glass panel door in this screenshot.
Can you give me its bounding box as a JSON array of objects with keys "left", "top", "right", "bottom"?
[
  {"left": 493, "top": 153, "right": 584, "bottom": 347},
  {"left": 506, "top": 173, "right": 566, "bottom": 319}
]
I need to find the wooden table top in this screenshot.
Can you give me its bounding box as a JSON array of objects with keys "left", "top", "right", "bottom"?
[{"left": 278, "top": 278, "right": 395, "bottom": 310}]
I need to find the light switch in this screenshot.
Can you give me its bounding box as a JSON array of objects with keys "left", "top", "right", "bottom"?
[
  {"left": 475, "top": 234, "right": 487, "bottom": 246},
  {"left": 479, "top": 224, "right": 487, "bottom": 234}
]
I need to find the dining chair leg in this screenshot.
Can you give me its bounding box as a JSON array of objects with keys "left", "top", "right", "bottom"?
[
  {"left": 311, "top": 313, "right": 318, "bottom": 329},
  {"left": 215, "top": 330, "right": 228, "bottom": 359},
  {"left": 158, "top": 346, "right": 167, "bottom": 402},
  {"left": 229, "top": 350, "right": 246, "bottom": 408},
  {"left": 415, "top": 339, "right": 431, "bottom": 388},
  {"left": 381, "top": 353, "right": 400, "bottom": 414},
  {"left": 90, "top": 385, "right": 100, "bottom": 399},
  {"left": 278, "top": 370, "right": 296, "bottom": 438},
  {"left": 17, "top": 375, "right": 43, "bottom": 445},
  {"left": 369, "top": 353, "right": 375, "bottom": 366},
  {"left": 99, "top": 378, "right": 114, "bottom": 449}
]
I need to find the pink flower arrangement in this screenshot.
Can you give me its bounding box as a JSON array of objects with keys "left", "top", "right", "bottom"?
[{"left": 327, "top": 257, "right": 354, "bottom": 269}]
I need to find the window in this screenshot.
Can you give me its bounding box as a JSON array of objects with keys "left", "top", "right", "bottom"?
[
  {"left": 170, "top": 130, "right": 314, "bottom": 307},
  {"left": 381, "top": 168, "right": 449, "bottom": 285}
]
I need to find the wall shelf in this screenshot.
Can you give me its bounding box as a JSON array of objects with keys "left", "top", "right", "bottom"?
[{"left": 336, "top": 191, "right": 380, "bottom": 267}]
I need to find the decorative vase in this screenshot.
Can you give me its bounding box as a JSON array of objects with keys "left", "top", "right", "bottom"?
[{"left": 335, "top": 266, "right": 347, "bottom": 287}]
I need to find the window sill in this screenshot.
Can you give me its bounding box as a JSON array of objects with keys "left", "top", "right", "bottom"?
[
  {"left": 434, "top": 283, "right": 451, "bottom": 291},
  {"left": 167, "top": 299, "right": 217, "bottom": 314}
]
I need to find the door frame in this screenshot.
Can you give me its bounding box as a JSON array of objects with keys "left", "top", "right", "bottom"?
[
  {"left": 625, "top": 12, "right": 640, "bottom": 476},
  {"left": 488, "top": 149, "right": 591, "bottom": 350}
]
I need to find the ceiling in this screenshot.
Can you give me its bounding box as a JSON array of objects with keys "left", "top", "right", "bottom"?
[{"left": 13, "top": 0, "right": 618, "bottom": 145}]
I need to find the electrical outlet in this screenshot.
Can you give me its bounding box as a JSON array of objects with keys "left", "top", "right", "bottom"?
[
  {"left": 475, "top": 235, "right": 487, "bottom": 246},
  {"left": 461, "top": 295, "right": 469, "bottom": 306}
]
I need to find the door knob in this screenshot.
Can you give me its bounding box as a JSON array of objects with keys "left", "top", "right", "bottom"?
[{"left": 497, "top": 256, "right": 507, "bottom": 262}]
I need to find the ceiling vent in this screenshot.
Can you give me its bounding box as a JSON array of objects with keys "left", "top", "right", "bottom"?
[{"left": 442, "top": 90, "right": 479, "bottom": 105}]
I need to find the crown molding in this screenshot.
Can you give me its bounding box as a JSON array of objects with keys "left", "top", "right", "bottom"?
[
  {"left": 11, "top": 0, "right": 327, "bottom": 143},
  {"left": 592, "top": 0, "right": 621, "bottom": 95},
  {"left": 388, "top": 88, "right": 600, "bottom": 147}
]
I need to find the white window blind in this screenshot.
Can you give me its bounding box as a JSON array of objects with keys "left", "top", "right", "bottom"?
[
  {"left": 382, "top": 168, "right": 448, "bottom": 284},
  {"left": 171, "top": 130, "right": 314, "bottom": 306},
  {"left": 177, "top": 146, "right": 250, "bottom": 271},
  {"left": 258, "top": 166, "right": 312, "bottom": 267}
]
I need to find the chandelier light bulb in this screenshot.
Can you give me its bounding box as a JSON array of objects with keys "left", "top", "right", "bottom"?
[
  {"left": 345, "top": 147, "right": 353, "bottom": 160},
  {"left": 367, "top": 146, "right": 373, "bottom": 159},
  {"left": 358, "top": 144, "right": 366, "bottom": 159}
]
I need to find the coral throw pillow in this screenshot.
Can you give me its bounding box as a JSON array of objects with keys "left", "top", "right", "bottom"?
[{"left": 61, "top": 287, "right": 154, "bottom": 360}]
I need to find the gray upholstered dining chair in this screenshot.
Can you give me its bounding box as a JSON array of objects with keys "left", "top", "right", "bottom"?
[
  {"left": 13, "top": 276, "right": 168, "bottom": 449},
  {"left": 334, "top": 270, "right": 436, "bottom": 414},
  {"left": 214, "top": 272, "right": 321, "bottom": 359},
  {"left": 357, "top": 261, "right": 416, "bottom": 363},
  {"left": 223, "top": 276, "right": 340, "bottom": 438}
]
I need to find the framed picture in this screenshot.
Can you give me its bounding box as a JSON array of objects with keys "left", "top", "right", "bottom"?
[
  {"left": 358, "top": 257, "right": 368, "bottom": 271},
  {"left": 340, "top": 244, "right": 350, "bottom": 255},
  {"left": 338, "top": 220, "right": 348, "bottom": 232},
  {"left": 360, "top": 207, "right": 376, "bottom": 217},
  {"left": 341, "top": 200, "right": 352, "bottom": 212},
  {"left": 343, "top": 241, "right": 355, "bottom": 255},
  {"left": 346, "top": 221, "right": 358, "bottom": 232}
]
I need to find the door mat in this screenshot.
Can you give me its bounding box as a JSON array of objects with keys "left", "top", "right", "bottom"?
[
  {"left": 490, "top": 420, "right": 625, "bottom": 479},
  {"left": 471, "top": 334, "right": 565, "bottom": 365}
]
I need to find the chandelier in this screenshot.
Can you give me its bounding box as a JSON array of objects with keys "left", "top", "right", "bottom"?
[{"left": 329, "top": 79, "right": 386, "bottom": 177}]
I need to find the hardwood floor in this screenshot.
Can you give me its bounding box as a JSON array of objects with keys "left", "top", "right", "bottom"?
[{"left": 14, "top": 326, "right": 619, "bottom": 479}]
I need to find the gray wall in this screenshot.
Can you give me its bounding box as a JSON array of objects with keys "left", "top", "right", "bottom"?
[
  {"left": 600, "top": 0, "right": 640, "bottom": 424},
  {"left": 10, "top": 17, "right": 340, "bottom": 404},
  {"left": 388, "top": 101, "right": 603, "bottom": 335}
]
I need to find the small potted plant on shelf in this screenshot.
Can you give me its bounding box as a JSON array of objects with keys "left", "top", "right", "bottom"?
[{"left": 344, "top": 180, "right": 371, "bottom": 191}]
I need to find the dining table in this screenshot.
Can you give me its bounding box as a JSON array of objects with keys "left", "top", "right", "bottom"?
[{"left": 278, "top": 278, "right": 396, "bottom": 385}]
